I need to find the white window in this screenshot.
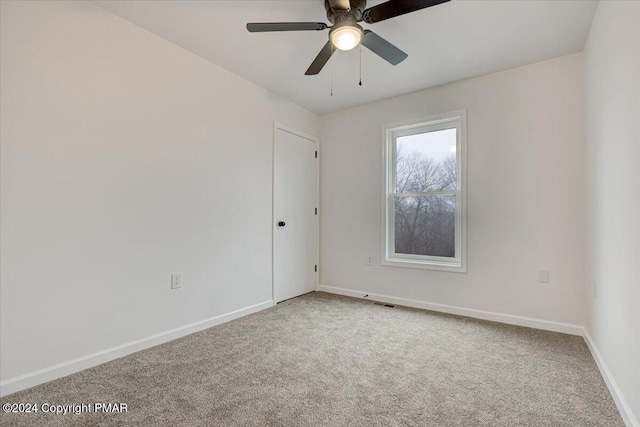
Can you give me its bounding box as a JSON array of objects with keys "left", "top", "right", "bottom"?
[{"left": 382, "top": 110, "right": 467, "bottom": 272}]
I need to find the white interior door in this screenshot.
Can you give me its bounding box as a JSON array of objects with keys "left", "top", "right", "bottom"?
[{"left": 273, "top": 125, "right": 318, "bottom": 303}]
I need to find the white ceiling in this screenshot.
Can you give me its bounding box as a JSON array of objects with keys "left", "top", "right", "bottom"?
[{"left": 92, "top": 0, "right": 598, "bottom": 115}]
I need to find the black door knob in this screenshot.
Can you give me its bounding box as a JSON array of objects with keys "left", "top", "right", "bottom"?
[{"left": 278, "top": 221, "right": 286, "bottom": 227}]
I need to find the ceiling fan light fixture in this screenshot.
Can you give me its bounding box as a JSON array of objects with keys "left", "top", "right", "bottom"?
[{"left": 330, "top": 25, "right": 363, "bottom": 51}]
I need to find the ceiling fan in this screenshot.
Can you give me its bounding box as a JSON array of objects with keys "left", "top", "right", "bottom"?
[{"left": 247, "top": 0, "right": 450, "bottom": 75}]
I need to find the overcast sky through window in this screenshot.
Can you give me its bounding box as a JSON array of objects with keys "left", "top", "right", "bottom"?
[{"left": 397, "top": 128, "right": 456, "bottom": 162}]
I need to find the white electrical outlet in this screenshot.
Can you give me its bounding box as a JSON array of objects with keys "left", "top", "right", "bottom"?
[
  {"left": 591, "top": 281, "right": 598, "bottom": 299},
  {"left": 171, "top": 273, "right": 182, "bottom": 289},
  {"left": 367, "top": 257, "right": 373, "bottom": 266},
  {"left": 538, "top": 270, "right": 549, "bottom": 284}
]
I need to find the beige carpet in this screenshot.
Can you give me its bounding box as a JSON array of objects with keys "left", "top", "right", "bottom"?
[{"left": 0, "top": 292, "right": 623, "bottom": 426}]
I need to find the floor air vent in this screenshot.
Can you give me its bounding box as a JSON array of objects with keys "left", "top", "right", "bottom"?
[{"left": 373, "top": 302, "right": 396, "bottom": 308}]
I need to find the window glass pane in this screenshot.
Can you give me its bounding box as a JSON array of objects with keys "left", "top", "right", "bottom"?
[
  {"left": 396, "top": 128, "right": 457, "bottom": 193},
  {"left": 394, "top": 195, "right": 455, "bottom": 258}
]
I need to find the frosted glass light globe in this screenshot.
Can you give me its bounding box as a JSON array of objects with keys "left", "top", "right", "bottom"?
[{"left": 331, "top": 26, "right": 362, "bottom": 51}]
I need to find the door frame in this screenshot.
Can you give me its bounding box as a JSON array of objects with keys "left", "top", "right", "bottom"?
[{"left": 272, "top": 122, "right": 320, "bottom": 305}]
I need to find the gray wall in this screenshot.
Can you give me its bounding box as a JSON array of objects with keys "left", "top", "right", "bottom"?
[
  {"left": 320, "top": 53, "right": 586, "bottom": 325},
  {"left": 0, "top": 0, "right": 318, "bottom": 384},
  {"left": 584, "top": 1, "right": 640, "bottom": 424}
]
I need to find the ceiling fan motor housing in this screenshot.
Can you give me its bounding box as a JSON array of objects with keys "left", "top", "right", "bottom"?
[{"left": 325, "top": 0, "right": 367, "bottom": 23}]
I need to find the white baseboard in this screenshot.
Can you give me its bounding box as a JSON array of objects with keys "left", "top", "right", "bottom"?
[
  {"left": 583, "top": 330, "right": 639, "bottom": 427},
  {"left": 317, "top": 284, "right": 584, "bottom": 335},
  {"left": 0, "top": 300, "right": 274, "bottom": 397}
]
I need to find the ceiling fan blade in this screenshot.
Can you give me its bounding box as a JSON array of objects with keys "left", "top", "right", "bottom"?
[
  {"left": 363, "top": 0, "right": 450, "bottom": 24},
  {"left": 361, "top": 30, "right": 407, "bottom": 65},
  {"left": 328, "top": 0, "right": 351, "bottom": 11},
  {"left": 305, "top": 41, "right": 335, "bottom": 75},
  {"left": 246, "top": 22, "right": 328, "bottom": 32}
]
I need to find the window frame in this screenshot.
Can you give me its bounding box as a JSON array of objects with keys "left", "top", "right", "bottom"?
[{"left": 381, "top": 110, "right": 467, "bottom": 273}]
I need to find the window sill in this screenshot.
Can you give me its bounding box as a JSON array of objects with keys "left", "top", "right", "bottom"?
[{"left": 381, "top": 258, "right": 467, "bottom": 273}]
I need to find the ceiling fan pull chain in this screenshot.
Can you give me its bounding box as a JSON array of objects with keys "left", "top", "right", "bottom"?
[
  {"left": 359, "top": 45, "right": 362, "bottom": 86},
  {"left": 330, "top": 45, "right": 334, "bottom": 97}
]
